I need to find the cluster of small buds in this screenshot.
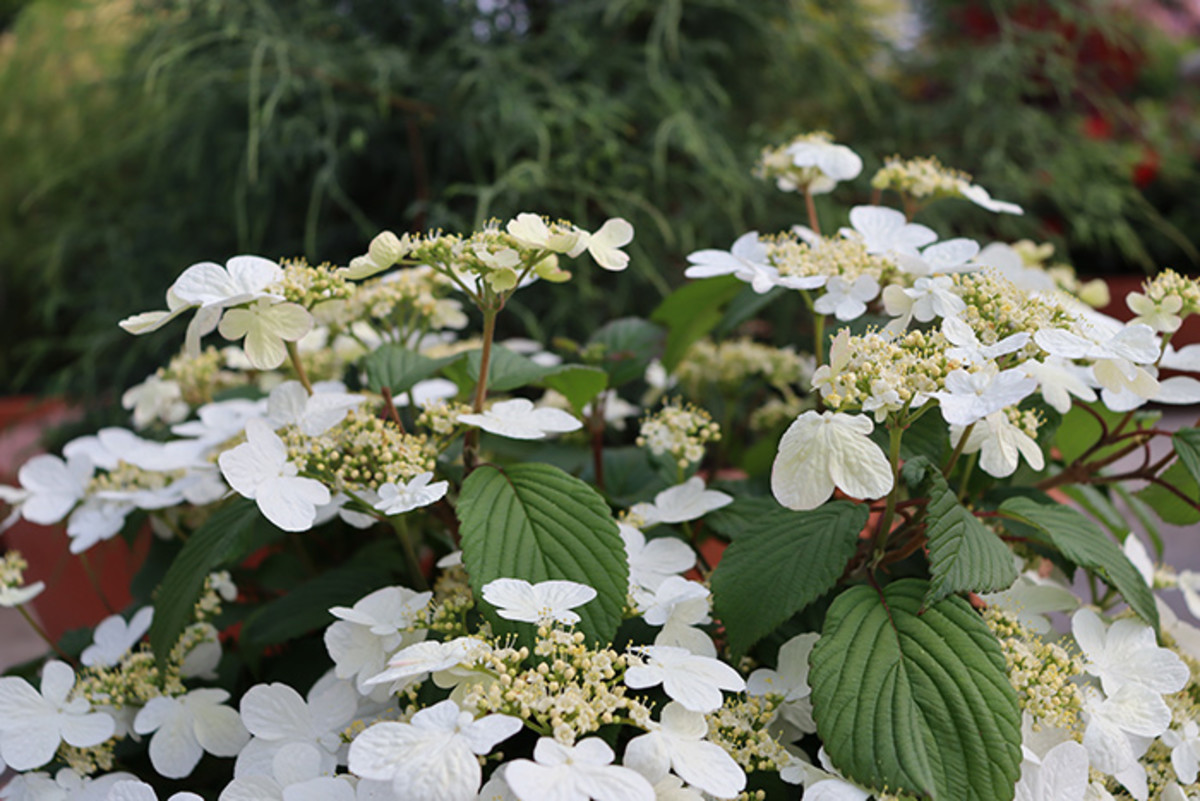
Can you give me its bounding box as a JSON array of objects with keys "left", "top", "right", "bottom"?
[
  {"left": 1, "top": 550, "right": 30, "bottom": 588},
  {"left": 159, "top": 346, "right": 241, "bottom": 406},
  {"left": 676, "top": 338, "right": 813, "bottom": 395},
  {"left": 196, "top": 571, "right": 236, "bottom": 621},
  {"left": 812, "top": 328, "right": 953, "bottom": 412},
  {"left": 417, "top": 400, "right": 474, "bottom": 437},
  {"left": 60, "top": 740, "right": 117, "bottom": 777},
  {"left": 76, "top": 650, "right": 173, "bottom": 714},
  {"left": 1127, "top": 269, "right": 1200, "bottom": 334},
  {"left": 428, "top": 569, "right": 476, "bottom": 636},
  {"left": 749, "top": 396, "right": 810, "bottom": 433},
  {"left": 706, "top": 695, "right": 790, "bottom": 774},
  {"left": 274, "top": 258, "right": 354, "bottom": 308},
  {"left": 952, "top": 270, "right": 1076, "bottom": 345},
  {"left": 88, "top": 462, "right": 185, "bottom": 495},
  {"left": 344, "top": 265, "right": 467, "bottom": 335},
  {"left": 462, "top": 625, "right": 645, "bottom": 745},
  {"left": 769, "top": 233, "right": 895, "bottom": 285},
  {"left": 284, "top": 410, "right": 435, "bottom": 492},
  {"left": 985, "top": 609, "right": 1084, "bottom": 734},
  {"left": 636, "top": 400, "right": 721, "bottom": 469},
  {"left": 870, "top": 155, "right": 972, "bottom": 199}
]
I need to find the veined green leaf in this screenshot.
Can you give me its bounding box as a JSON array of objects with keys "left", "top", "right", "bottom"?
[
  {"left": 650, "top": 275, "right": 742, "bottom": 371},
  {"left": 711, "top": 501, "right": 867, "bottom": 658},
  {"left": 586, "top": 317, "right": 665, "bottom": 387},
  {"left": 1172, "top": 428, "right": 1200, "bottom": 485},
  {"left": 998, "top": 497, "right": 1157, "bottom": 628},
  {"left": 923, "top": 473, "right": 1017, "bottom": 606},
  {"left": 457, "top": 463, "right": 626, "bottom": 644},
  {"left": 467, "top": 346, "right": 554, "bottom": 392},
  {"left": 1134, "top": 460, "right": 1200, "bottom": 526},
  {"left": 810, "top": 579, "right": 1021, "bottom": 801},
  {"left": 542, "top": 364, "right": 608, "bottom": 415},
  {"left": 362, "top": 344, "right": 462, "bottom": 395},
  {"left": 149, "top": 498, "right": 282, "bottom": 667}
]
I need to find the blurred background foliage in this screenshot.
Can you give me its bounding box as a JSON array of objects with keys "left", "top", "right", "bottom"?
[{"left": 2, "top": 0, "right": 1199, "bottom": 399}]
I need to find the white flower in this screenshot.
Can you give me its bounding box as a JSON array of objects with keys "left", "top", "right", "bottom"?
[
  {"left": 1071, "top": 608, "right": 1188, "bottom": 697},
  {"left": 1163, "top": 721, "right": 1200, "bottom": 785},
  {"left": 978, "top": 568, "right": 1078, "bottom": 634},
  {"left": 624, "top": 645, "right": 745, "bottom": 713},
  {"left": 372, "top": 472, "right": 449, "bottom": 516},
  {"left": 813, "top": 275, "right": 880, "bottom": 321},
  {"left": 952, "top": 410, "right": 1044, "bottom": 478},
  {"left": 235, "top": 680, "right": 358, "bottom": 780},
  {"left": 1014, "top": 739, "right": 1089, "bottom": 801},
  {"left": 684, "top": 232, "right": 789, "bottom": 294},
  {"left": 220, "top": 741, "right": 331, "bottom": 800},
  {"left": 840, "top": 205, "right": 936, "bottom": 258},
  {"left": 505, "top": 737, "right": 655, "bottom": 801},
  {"left": 882, "top": 275, "right": 966, "bottom": 327},
  {"left": 218, "top": 418, "right": 331, "bottom": 532},
  {"left": 770, "top": 411, "right": 894, "bottom": 511},
  {"left": 267, "top": 381, "right": 365, "bottom": 437},
  {"left": 1081, "top": 684, "right": 1168, "bottom": 801},
  {"left": 107, "top": 779, "right": 205, "bottom": 801},
  {"left": 580, "top": 218, "right": 634, "bottom": 272},
  {"left": 620, "top": 524, "right": 695, "bottom": 595},
  {"left": 119, "top": 255, "right": 283, "bottom": 355},
  {"left": 348, "top": 700, "right": 522, "bottom": 801},
  {"left": 0, "top": 661, "right": 115, "bottom": 770},
  {"left": 12, "top": 453, "right": 93, "bottom": 525},
  {"left": 506, "top": 213, "right": 585, "bottom": 254},
  {"left": 942, "top": 316, "right": 1030, "bottom": 366},
  {"left": 746, "top": 633, "right": 819, "bottom": 734},
  {"left": 624, "top": 702, "right": 746, "bottom": 798},
  {"left": 173, "top": 398, "right": 268, "bottom": 447},
  {"left": 629, "top": 477, "right": 732, "bottom": 527},
  {"left": 81, "top": 607, "right": 154, "bottom": 668},
  {"left": 481, "top": 578, "right": 597, "bottom": 625},
  {"left": 0, "top": 578, "right": 44, "bottom": 608},
  {"left": 1178, "top": 570, "right": 1200, "bottom": 622},
  {"left": 1021, "top": 357, "right": 1097, "bottom": 414},
  {"left": 122, "top": 375, "right": 189, "bottom": 430},
  {"left": 1127, "top": 292, "right": 1183, "bottom": 333},
  {"left": 785, "top": 140, "right": 863, "bottom": 194},
  {"left": 1035, "top": 323, "right": 1160, "bottom": 400},
  {"left": 364, "top": 636, "right": 490, "bottom": 690},
  {"left": 457, "top": 398, "right": 582, "bottom": 440},
  {"left": 932, "top": 364, "right": 1037, "bottom": 427},
  {"left": 895, "top": 237, "right": 980, "bottom": 277},
  {"left": 133, "top": 689, "right": 249, "bottom": 779},
  {"left": 218, "top": 299, "right": 315, "bottom": 371},
  {"left": 325, "top": 586, "right": 431, "bottom": 695}
]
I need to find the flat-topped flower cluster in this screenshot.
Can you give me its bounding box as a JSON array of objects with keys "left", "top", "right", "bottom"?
[{"left": 1, "top": 135, "right": 1199, "bottom": 801}]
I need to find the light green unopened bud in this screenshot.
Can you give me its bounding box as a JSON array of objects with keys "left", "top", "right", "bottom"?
[
  {"left": 534, "top": 255, "right": 571, "bottom": 283},
  {"left": 345, "top": 254, "right": 385, "bottom": 280}
]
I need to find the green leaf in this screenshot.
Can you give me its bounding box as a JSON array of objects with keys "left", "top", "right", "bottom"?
[
  {"left": 1112, "top": 484, "right": 1164, "bottom": 558},
  {"left": 650, "top": 275, "right": 742, "bottom": 371},
  {"left": 581, "top": 446, "right": 668, "bottom": 508},
  {"left": 1058, "top": 485, "right": 1129, "bottom": 540},
  {"left": 702, "top": 495, "right": 783, "bottom": 541},
  {"left": 998, "top": 497, "right": 1157, "bottom": 628},
  {"left": 362, "top": 344, "right": 462, "bottom": 394},
  {"left": 467, "top": 346, "right": 553, "bottom": 392},
  {"left": 900, "top": 408, "right": 948, "bottom": 465},
  {"left": 150, "top": 498, "right": 282, "bottom": 667},
  {"left": 586, "top": 317, "right": 665, "bottom": 386},
  {"left": 711, "top": 501, "right": 867, "bottom": 657},
  {"left": 542, "top": 364, "right": 608, "bottom": 415},
  {"left": 811, "top": 580, "right": 1021, "bottom": 801},
  {"left": 923, "top": 474, "right": 1018, "bottom": 606},
  {"left": 1134, "top": 460, "right": 1200, "bottom": 525},
  {"left": 457, "top": 463, "right": 627, "bottom": 645},
  {"left": 1173, "top": 428, "right": 1200, "bottom": 484},
  {"left": 240, "top": 554, "right": 396, "bottom": 650}
]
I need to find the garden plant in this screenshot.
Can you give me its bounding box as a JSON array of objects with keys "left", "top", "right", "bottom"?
[{"left": 1, "top": 134, "right": 1200, "bottom": 801}]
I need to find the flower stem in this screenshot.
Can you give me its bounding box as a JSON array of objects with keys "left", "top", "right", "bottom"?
[
  {"left": 391, "top": 516, "right": 428, "bottom": 591},
  {"left": 804, "top": 189, "right": 821, "bottom": 236},
  {"left": 872, "top": 420, "right": 905, "bottom": 562},
  {"left": 463, "top": 306, "right": 499, "bottom": 475},
  {"left": 942, "top": 422, "right": 975, "bottom": 476},
  {"left": 17, "top": 604, "right": 74, "bottom": 663},
  {"left": 79, "top": 552, "right": 117, "bottom": 615},
  {"left": 286, "top": 341, "right": 313, "bottom": 395}
]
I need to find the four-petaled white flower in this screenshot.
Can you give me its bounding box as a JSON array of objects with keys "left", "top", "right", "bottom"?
[
  {"left": 882, "top": 275, "right": 966, "bottom": 329},
  {"left": 840, "top": 205, "right": 936, "bottom": 258},
  {"left": 951, "top": 410, "right": 1045, "bottom": 478},
  {"left": 267, "top": 381, "right": 365, "bottom": 437},
  {"left": 505, "top": 737, "right": 655, "bottom": 801},
  {"left": 684, "top": 232, "right": 788, "bottom": 294},
  {"left": 1127, "top": 292, "right": 1183, "bottom": 333},
  {"left": 81, "top": 607, "right": 154, "bottom": 668},
  {"left": 629, "top": 477, "right": 732, "bottom": 527},
  {"left": 218, "top": 418, "right": 331, "bottom": 532},
  {"left": 1034, "top": 324, "right": 1161, "bottom": 402},
  {"left": 771, "top": 411, "right": 893, "bottom": 511},
  {"left": 506, "top": 213, "right": 585, "bottom": 254},
  {"left": 108, "top": 778, "right": 205, "bottom": 801},
  {"left": 942, "top": 316, "right": 1030, "bottom": 366},
  {"left": 372, "top": 472, "right": 449, "bottom": 516},
  {"left": 0, "top": 660, "right": 115, "bottom": 770},
  {"left": 785, "top": 140, "right": 863, "bottom": 194},
  {"left": 457, "top": 398, "right": 582, "bottom": 440},
  {"left": 1013, "top": 740, "right": 1090, "bottom": 801},
  {"left": 624, "top": 645, "right": 745, "bottom": 713},
  {"left": 580, "top": 218, "right": 635, "bottom": 272},
  {"left": 481, "top": 578, "right": 597, "bottom": 625},
  {"left": 218, "top": 298, "right": 315, "bottom": 371},
  {"left": 235, "top": 680, "right": 358, "bottom": 780},
  {"left": 1080, "top": 683, "right": 1167, "bottom": 801},
  {"left": 932, "top": 364, "right": 1037, "bottom": 427},
  {"left": 813, "top": 275, "right": 880, "bottom": 321},
  {"left": 1071, "top": 608, "right": 1189, "bottom": 697},
  {"left": 364, "top": 636, "right": 490, "bottom": 690},
  {"left": 624, "top": 701, "right": 746, "bottom": 799},
  {"left": 1021, "top": 357, "right": 1097, "bottom": 414},
  {"left": 133, "top": 688, "right": 249, "bottom": 779},
  {"left": 747, "top": 632, "right": 820, "bottom": 734},
  {"left": 349, "top": 701, "right": 522, "bottom": 801},
  {"left": 620, "top": 524, "right": 696, "bottom": 595},
  {"left": 1163, "top": 720, "right": 1200, "bottom": 785},
  {"left": 11, "top": 452, "right": 93, "bottom": 525},
  {"left": 122, "top": 374, "right": 189, "bottom": 430}
]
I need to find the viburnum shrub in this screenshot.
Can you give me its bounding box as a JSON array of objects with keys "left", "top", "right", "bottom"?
[{"left": 2, "top": 134, "right": 1200, "bottom": 801}]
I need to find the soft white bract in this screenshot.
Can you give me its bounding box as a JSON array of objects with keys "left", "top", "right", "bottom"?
[
  {"left": 624, "top": 645, "right": 745, "bottom": 713},
  {"left": 481, "top": 578, "right": 597, "bottom": 625},
  {"left": 218, "top": 418, "right": 330, "bottom": 532},
  {"left": 770, "top": 411, "right": 893, "bottom": 511},
  {"left": 504, "top": 737, "right": 655, "bottom": 801},
  {"left": 0, "top": 661, "right": 115, "bottom": 771},
  {"left": 457, "top": 398, "right": 582, "bottom": 440}
]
